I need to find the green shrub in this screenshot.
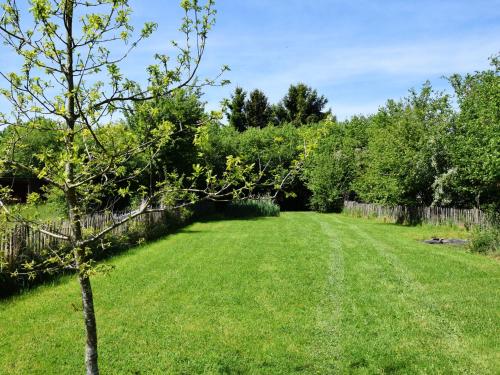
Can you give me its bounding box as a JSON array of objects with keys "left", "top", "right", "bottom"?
[
  {"left": 225, "top": 199, "right": 280, "bottom": 218},
  {"left": 468, "top": 226, "right": 500, "bottom": 254}
]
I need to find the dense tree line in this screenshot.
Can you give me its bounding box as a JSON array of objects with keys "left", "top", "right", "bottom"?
[
  {"left": 302, "top": 57, "right": 499, "bottom": 212},
  {"left": 1, "top": 59, "right": 498, "bottom": 214},
  {"left": 224, "top": 83, "right": 331, "bottom": 130},
  {"left": 212, "top": 57, "right": 499, "bottom": 212}
]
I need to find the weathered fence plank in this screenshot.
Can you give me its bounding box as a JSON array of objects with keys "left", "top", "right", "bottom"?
[
  {"left": 343, "top": 200, "right": 487, "bottom": 227},
  {"left": 0, "top": 209, "right": 170, "bottom": 269}
]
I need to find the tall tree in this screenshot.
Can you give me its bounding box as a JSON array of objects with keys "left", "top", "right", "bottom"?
[
  {"left": 302, "top": 116, "right": 370, "bottom": 212},
  {"left": 277, "top": 83, "right": 330, "bottom": 125},
  {"left": 225, "top": 86, "right": 247, "bottom": 131},
  {"left": 443, "top": 54, "right": 500, "bottom": 209},
  {"left": 125, "top": 88, "right": 207, "bottom": 193},
  {"left": 245, "top": 89, "right": 272, "bottom": 128},
  {"left": 0, "top": 1, "right": 232, "bottom": 373},
  {"left": 354, "top": 83, "right": 453, "bottom": 206}
]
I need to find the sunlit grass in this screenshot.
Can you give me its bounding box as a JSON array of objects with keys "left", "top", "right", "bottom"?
[{"left": 0, "top": 213, "right": 498, "bottom": 374}]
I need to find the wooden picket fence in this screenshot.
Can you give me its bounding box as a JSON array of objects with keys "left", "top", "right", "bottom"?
[
  {"left": 0, "top": 209, "right": 171, "bottom": 270},
  {"left": 343, "top": 200, "right": 487, "bottom": 227}
]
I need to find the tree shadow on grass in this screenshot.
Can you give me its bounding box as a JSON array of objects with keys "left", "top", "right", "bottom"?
[{"left": 0, "top": 213, "right": 275, "bottom": 300}]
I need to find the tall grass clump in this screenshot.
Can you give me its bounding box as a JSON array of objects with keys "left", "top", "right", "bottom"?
[
  {"left": 225, "top": 199, "right": 280, "bottom": 218},
  {"left": 469, "top": 209, "right": 500, "bottom": 254},
  {"left": 468, "top": 226, "right": 500, "bottom": 254}
]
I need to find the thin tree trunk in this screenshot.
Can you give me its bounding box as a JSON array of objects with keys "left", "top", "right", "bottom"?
[
  {"left": 70, "top": 207, "right": 100, "bottom": 375},
  {"left": 62, "top": 1, "right": 100, "bottom": 373},
  {"left": 78, "top": 272, "right": 99, "bottom": 375},
  {"left": 71, "top": 213, "right": 100, "bottom": 375}
]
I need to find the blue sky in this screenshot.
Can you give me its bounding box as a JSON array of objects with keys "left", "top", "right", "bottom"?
[
  {"left": 172, "top": 0, "right": 499, "bottom": 119},
  {"left": 1, "top": 1, "right": 499, "bottom": 120}
]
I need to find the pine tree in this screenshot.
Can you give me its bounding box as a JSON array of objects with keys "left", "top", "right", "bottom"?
[
  {"left": 226, "top": 87, "right": 248, "bottom": 131},
  {"left": 245, "top": 89, "right": 272, "bottom": 128}
]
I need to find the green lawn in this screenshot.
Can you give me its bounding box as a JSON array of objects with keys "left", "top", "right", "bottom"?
[{"left": 0, "top": 213, "right": 498, "bottom": 374}]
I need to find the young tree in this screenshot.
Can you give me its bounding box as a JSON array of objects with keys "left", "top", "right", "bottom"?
[{"left": 0, "top": 1, "right": 232, "bottom": 373}]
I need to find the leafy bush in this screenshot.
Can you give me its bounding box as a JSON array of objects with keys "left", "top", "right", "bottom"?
[
  {"left": 302, "top": 117, "right": 368, "bottom": 212},
  {"left": 353, "top": 83, "right": 453, "bottom": 207},
  {"left": 198, "top": 121, "right": 325, "bottom": 210},
  {"left": 468, "top": 226, "right": 500, "bottom": 254}
]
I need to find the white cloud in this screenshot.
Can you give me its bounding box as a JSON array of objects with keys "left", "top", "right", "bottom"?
[{"left": 199, "top": 31, "right": 499, "bottom": 118}]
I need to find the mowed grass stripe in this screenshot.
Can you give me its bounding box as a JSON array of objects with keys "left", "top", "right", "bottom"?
[
  {"left": 352, "top": 216, "right": 500, "bottom": 371},
  {"left": 347, "top": 216, "right": 500, "bottom": 356},
  {"left": 0, "top": 215, "right": 337, "bottom": 374},
  {"left": 312, "top": 213, "right": 345, "bottom": 373},
  {"left": 0, "top": 213, "right": 499, "bottom": 374},
  {"left": 319, "top": 214, "right": 499, "bottom": 374}
]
